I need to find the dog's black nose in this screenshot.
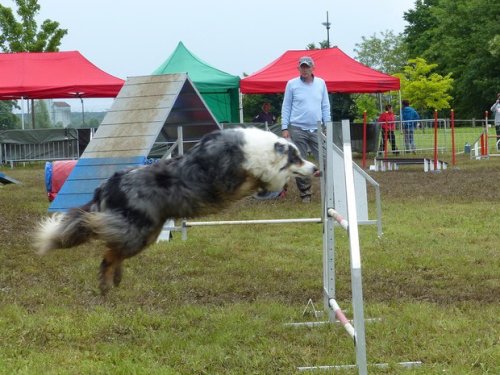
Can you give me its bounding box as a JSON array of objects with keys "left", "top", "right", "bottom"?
[{"left": 313, "top": 166, "right": 321, "bottom": 177}]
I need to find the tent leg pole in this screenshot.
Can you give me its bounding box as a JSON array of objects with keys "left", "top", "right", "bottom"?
[{"left": 239, "top": 90, "right": 244, "bottom": 123}]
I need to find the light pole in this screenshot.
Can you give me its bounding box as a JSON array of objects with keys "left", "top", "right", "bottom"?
[{"left": 322, "top": 11, "right": 331, "bottom": 48}]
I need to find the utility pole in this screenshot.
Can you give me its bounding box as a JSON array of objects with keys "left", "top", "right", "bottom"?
[{"left": 322, "top": 11, "right": 331, "bottom": 48}]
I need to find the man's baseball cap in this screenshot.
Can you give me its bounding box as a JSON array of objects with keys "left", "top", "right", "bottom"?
[{"left": 298, "top": 56, "right": 314, "bottom": 67}]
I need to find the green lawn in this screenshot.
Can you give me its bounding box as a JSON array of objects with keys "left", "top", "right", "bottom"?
[{"left": 0, "top": 156, "right": 498, "bottom": 374}]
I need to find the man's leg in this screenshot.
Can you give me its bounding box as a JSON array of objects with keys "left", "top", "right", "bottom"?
[
  {"left": 496, "top": 125, "right": 500, "bottom": 150},
  {"left": 404, "top": 129, "right": 410, "bottom": 152},
  {"left": 389, "top": 131, "right": 397, "bottom": 153},
  {"left": 289, "top": 127, "right": 313, "bottom": 201},
  {"left": 306, "top": 130, "right": 319, "bottom": 161}
]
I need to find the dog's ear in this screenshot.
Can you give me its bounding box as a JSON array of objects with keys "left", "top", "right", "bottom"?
[{"left": 274, "top": 142, "right": 288, "bottom": 154}]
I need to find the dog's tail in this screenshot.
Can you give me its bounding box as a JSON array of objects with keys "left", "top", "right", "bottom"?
[{"left": 35, "top": 209, "right": 94, "bottom": 255}]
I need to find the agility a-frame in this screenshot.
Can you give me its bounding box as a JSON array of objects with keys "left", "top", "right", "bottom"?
[{"left": 49, "top": 73, "right": 221, "bottom": 212}]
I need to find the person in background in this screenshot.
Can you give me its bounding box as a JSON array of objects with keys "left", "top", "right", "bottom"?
[
  {"left": 490, "top": 93, "right": 500, "bottom": 146},
  {"left": 281, "top": 56, "right": 331, "bottom": 203},
  {"left": 377, "top": 104, "right": 398, "bottom": 154},
  {"left": 253, "top": 101, "right": 277, "bottom": 125},
  {"left": 401, "top": 99, "right": 420, "bottom": 153}
]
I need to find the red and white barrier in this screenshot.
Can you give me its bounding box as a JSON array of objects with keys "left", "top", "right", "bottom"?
[
  {"left": 329, "top": 298, "right": 356, "bottom": 340},
  {"left": 327, "top": 208, "right": 348, "bottom": 230}
]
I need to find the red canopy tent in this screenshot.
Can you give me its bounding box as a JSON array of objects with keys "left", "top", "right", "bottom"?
[
  {"left": 240, "top": 47, "right": 399, "bottom": 94},
  {"left": 0, "top": 50, "right": 124, "bottom": 99}
]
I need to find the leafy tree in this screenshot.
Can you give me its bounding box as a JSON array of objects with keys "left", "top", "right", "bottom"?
[
  {"left": 0, "top": 0, "right": 67, "bottom": 52},
  {"left": 306, "top": 41, "right": 330, "bottom": 50},
  {"left": 488, "top": 34, "right": 500, "bottom": 58},
  {"left": 354, "top": 30, "right": 408, "bottom": 74},
  {"left": 394, "top": 57, "right": 453, "bottom": 117},
  {"left": 403, "top": 0, "right": 500, "bottom": 117},
  {"left": 352, "top": 94, "right": 378, "bottom": 123},
  {"left": 0, "top": 101, "right": 20, "bottom": 129},
  {"left": 86, "top": 118, "right": 100, "bottom": 127},
  {"left": 353, "top": 30, "right": 408, "bottom": 122},
  {"left": 403, "top": 0, "right": 439, "bottom": 60},
  {"left": 330, "top": 94, "right": 356, "bottom": 122},
  {"left": 33, "top": 100, "right": 52, "bottom": 128},
  {"left": 0, "top": 0, "right": 67, "bottom": 128}
]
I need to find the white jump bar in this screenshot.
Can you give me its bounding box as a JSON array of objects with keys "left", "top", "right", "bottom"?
[{"left": 185, "top": 218, "right": 322, "bottom": 226}]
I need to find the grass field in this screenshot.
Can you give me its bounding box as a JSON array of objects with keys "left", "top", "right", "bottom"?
[{"left": 0, "top": 154, "right": 499, "bottom": 374}]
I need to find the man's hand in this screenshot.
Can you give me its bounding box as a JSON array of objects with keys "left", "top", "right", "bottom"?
[{"left": 282, "top": 130, "right": 290, "bottom": 139}]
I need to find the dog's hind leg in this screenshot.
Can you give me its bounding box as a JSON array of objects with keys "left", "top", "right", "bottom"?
[
  {"left": 113, "top": 260, "right": 123, "bottom": 287},
  {"left": 99, "top": 249, "right": 124, "bottom": 295}
]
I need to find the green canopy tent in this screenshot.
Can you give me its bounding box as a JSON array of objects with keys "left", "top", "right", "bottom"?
[{"left": 152, "top": 42, "right": 241, "bottom": 123}]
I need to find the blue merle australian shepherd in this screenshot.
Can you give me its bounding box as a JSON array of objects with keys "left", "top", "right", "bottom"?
[{"left": 35, "top": 127, "right": 318, "bottom": 295}]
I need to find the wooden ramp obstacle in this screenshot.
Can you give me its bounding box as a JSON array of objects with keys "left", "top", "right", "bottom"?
[{"left": 49, "top": 73, "right": 220, "bottom": 212}]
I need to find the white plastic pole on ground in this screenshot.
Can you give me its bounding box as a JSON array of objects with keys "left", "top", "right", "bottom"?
[{"left": 298, "top": 361, "right": 423, "bottom": 372}]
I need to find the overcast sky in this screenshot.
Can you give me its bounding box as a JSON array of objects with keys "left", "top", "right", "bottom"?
[{"left": 5, "top": 0, "right": 417, "bottom": 111}]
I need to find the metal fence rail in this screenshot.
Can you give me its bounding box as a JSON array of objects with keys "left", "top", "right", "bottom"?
[
  {"left": 2, "top": 139, "right": 79, "bottom": 166},
  {"left": 0, "top": 128, "right": 95, "bottom": 167}
]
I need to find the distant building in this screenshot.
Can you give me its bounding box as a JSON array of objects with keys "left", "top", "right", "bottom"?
[{"left": 51, "top": 101, "right": 71, "bottom": 127}]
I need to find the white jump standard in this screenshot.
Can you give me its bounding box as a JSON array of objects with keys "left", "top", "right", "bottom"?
[
  {"left": 296, "top": 121, "right": 421, "bottom": 374},
  {"left": 164, "top": 121, "right": 418, "bottom": 373}
]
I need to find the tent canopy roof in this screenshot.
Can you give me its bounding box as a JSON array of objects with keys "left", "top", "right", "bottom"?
[
  {"left": 152, "top": 41, "right": 239, "bottom": 92},
  {"left": 0, "top": 51, "right": 124, "bottom": 99},
  {"left": 240, "top": 47, "right": 400, "bottom": 94}
]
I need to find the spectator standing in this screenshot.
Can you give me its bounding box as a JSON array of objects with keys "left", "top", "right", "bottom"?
[
  {"left": 377, "top": 104, "right": 398, "bottom": 154},
  {"left": 401, "top": 100, "right": 420, "bottom": 153},
  {"left": 281, "top": 56, "right": 331, "bottom": 203},
  {"left": 490, "top": 93, "right": 500, "bottom": 144}
]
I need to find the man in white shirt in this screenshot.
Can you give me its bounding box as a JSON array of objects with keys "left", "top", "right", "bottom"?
[
  {"left": 281, "top": 56, "right": 331, "bottom": 203},
  {"left": 490, "top": 93, "right": 500, "bottom": 146}
]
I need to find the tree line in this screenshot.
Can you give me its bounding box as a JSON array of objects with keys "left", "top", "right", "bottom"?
[{"left": 404, "top": 0, "right": 499, "bottom": 118}]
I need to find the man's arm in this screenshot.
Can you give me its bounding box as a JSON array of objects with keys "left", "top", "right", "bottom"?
[
  {"left": 281, "top": 82, "right": 293, "bottom": 136},
  {"left": 413, "top": 108, "right": 420, "bottom": 120},
  {"left": 321, "top": 81, "right": 331, "bottom": 123}
]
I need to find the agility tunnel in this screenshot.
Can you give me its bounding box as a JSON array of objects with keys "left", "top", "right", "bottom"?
[{"left": 45, "top": 160, "right": 77, "bottom": 202}]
